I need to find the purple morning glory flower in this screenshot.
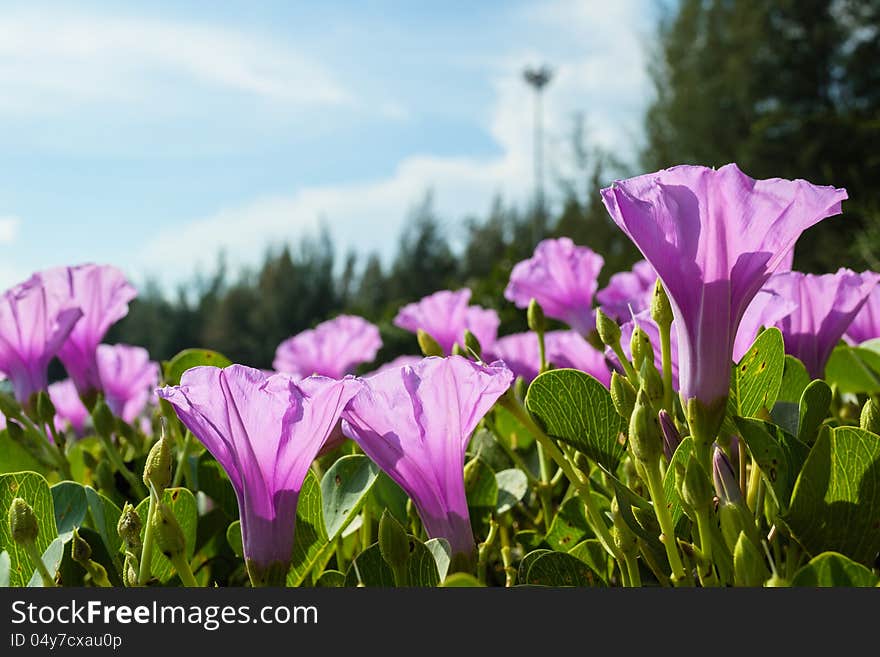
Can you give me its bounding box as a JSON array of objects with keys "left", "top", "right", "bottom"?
[
  {"left": 48, "top": 379, "right": 89, "bottom": 436},
  {"left": 601, "top": 164, "right": 847, "bottom": 440},
  {"left": 393, "top": 289, "right": 499, "bottom": 355},
  {"left": 41, "top": 264, "right": 137, "bottom": 398},
  {"left": 505, "top": 237, "right": 604, "bottom": 336},
  {"left": 341, "top": 356, "right": 513, "bottom": 561},
  {"left": 158, "top": 365, "right": 361, "bottom": 585},
  {"left": 761, "top": 269, "right": 880, "bottom": 378},
  {"left": 96, "top": 344, "right": 159, "bottom": 424},
  {"left": 845, "top": 283, "right": 880, "bottom": 345},
  {"left": 273, "top": 314, "right": 382, "bottom": 380},
  {"left": 596, "top": 260, "right": 657, "bottom": 322},
  {"left": 486, "top": 331, "right": 610, "bottom": 385},
  {"left": 0, "top": 277, "right": 83, "bottom": 404}
]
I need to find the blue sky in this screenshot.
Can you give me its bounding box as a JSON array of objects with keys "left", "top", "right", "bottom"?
[{"left": 0, "top": 1, "right": 659, "bottom": 292}]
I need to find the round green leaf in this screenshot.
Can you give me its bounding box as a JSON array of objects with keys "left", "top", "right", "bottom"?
[
  {"left": 321, "top": 455, "right": 380, "bottom": 540},
  {"left": 162, "top": 349, "right": 232, "bottom": 386},
  {"left": 791, "top": 551, "right": 879, "bottom": 587},
  {"left": 495, "top": 469, "right": 528, "bottom": 514},
  {"left": 51, "top": 481, "right": 88, "bottom": 541},
  {"left": 226, "top": 520, "right": 243, "bottom": 558},
  {"left": 523, "top": 550, "right": 603, "bottom": 587}
]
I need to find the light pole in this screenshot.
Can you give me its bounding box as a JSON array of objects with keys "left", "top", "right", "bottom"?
[{"left": 523, "top": 64, "right": 553, "bottom": 237}]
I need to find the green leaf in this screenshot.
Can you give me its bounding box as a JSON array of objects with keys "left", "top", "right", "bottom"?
[
  {"left": 51, "top": 481, "right": 88, "bottom": 541},
  {"left": 518, "top": 549, "right": 552, "bottom": 583},
  {"left": 0, "top": 430, "right": 45, "bottom": 475},
  {"left": 525, "top": 369, "right": 626, "bottom": 471},
  {"left": 0, "top": 471, "right": 57, "bottom": 587},
  {"left": 495, "top": 468, "right": 529, "bottom": 514},
  {"left": 783, "top": 426, "right": 880, "bottom": 564},
  {"left": 439, "top": 572, "right": 484, "bottom": 587},
  {"left": 321, "top": 455, "right": 380, "bottom": 540},
  {"left": 425, "top": 538, "right": 451, "bottom": 581},
  {"left": 465, "top": 456, "right": 497, "bottom": 540},
  {"left": 568, "top": 539, "right": 609, "bottom": 585},
  {"left": 514, "top": 530, "right": 544, "bottom": 553},
  {"left": 467, "top": 429, "right": 514, "bottom": 472},
  {"left": 492, "top": 405, "right": 534, "bottom": 450},
  {"left": 84, "top": 486, "right": 122, "bottom": 557},
  {"left": 662, "top": 436, "right": 694, "bottom": 533},
  {"left": 287, "top": 469, "right": 332, "bottom": 586},
  {"left": 162, "top": 348, "right": 232, "bottom": 386},
  {"left": 315, "top": 570, "right": 345, "bottom": 587},
  {"left": 196, "top": 455, "right": 238, "bottom": 519},
  {"left": 135, "top": 488, "right": 198, "bottom": 583},
  {"left": 797, "top": 380, "right": 832, "bottom": 444},
  {"left": 523, "top": 550, "right": 602, "bottom": 587},
  {"left": 226, "top": 521, "right": 243, "bottom": 558},
  {"left": 791, "top": 551, "right": 879, "bottom": 587},
  {"left": 825, "top": 344, "right": 880, "bottom": 394},
  {"left": 405, "top": 538, "right": 440, "bottom": 587},
  {"left": 777, "top": 355, "right": 811, "bottom": 403},
  {"left": 734, "top": 417, "right": 810, "bottom": 512},
  {"left": 27, "top": 537, "right": 64, "bottom": 587},
  {"left": 544, "top": 497, "right": 589, "bottom": 551},
  {"left": 730, "top": 328, "right": 785, "bottom": 417},
  {"left": 366, "top": 472, "right": 408, "bottom": 526},
  {"left": 0, "top": 550, "right": 10, "bottom": 586},
  {"left": 344, "top": 544, "right": 395, "bottom": 587}
]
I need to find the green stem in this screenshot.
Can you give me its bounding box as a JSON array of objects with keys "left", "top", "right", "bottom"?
[
  {"left": 360, "top": 508, "right": 372, "bottom": 552},
  {"left": 499, "top": 523, "right": 516, "bottom": 587},
  {"left": 500, "top": 393, "right": 625, "bottom": 568},
  {"left": 658, "top": 321, "right": 674, "bottom": 414},
  {"left": 642, "top": 459, "right": 687, "bottom": 585},
  {"left": 746, "top": 461, "right": 762, "bottom": 512},
  {"left": 610, "top": 342, "right": 639, "bottom": 386},
  {"left": 477, "top": 521, "right": 499, "bottom": 584},
  {"left": 624, "top": 551, "right": 641, "bottom": 587},
  {"left": 172, "top": 431, "right": 193, "bottom": 488},
  {"left": 97, "top": 432, "right": 147, "bottom": 499},
  {"left": 170, "top": 553, "right": 199, "bottom": 587},
  {"left": 537, "top": 330, "right": 548, "bottom": 374},
  {"left": 138, "top": 491, "right": 157, "bottom": 585},
  {"left": 694, "top": 510, "right": 719, "bottom": 587},
  {"left": 24, "top": 541, "right": 56, "bottom": 587}
]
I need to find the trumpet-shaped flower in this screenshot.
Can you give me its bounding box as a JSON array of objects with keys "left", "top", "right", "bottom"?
[
  {"left": 0, "top": 277, "right": 82, "bottom": 404},
  {"left": 596, "top": 260, "right": 657, "bottom": 322},
  {"left": 158, "top": 365, "right": 361, "bottom": 585},
  {"left": 42, "top": 264, "right": 137, "bottom": 397},
  {"left": 341, "top": 356, "right": 512, "bottom": 560},
  {"left": 48, "top": 379, "right": 89, "bottom": 436},
  {"left": 505, "top": 238, "right": 603, "bottom": 336},
  {"left": 601, "top": 164, "right": 846, "bottom": 442},
  {"left": 761, "top": 269, "right": 880, "bottom": 378},
  {"left": 845, "top": 283, "right": 880, "bottom": 345},
  {"left": 273, "top": 315, "right": 382, "bottom": 379},
  {"left": 96, "top": 344, "right": 159, "bottom": 424},
  {"left": 393, "top": 289, "right": 499, "bottom": 354}
]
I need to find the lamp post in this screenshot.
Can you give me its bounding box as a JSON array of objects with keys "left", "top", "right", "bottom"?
[{"left": 523, "top": 65, "right": 553, "bottom": 241}]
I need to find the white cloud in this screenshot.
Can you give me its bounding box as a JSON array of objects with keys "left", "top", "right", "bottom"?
[
  {"left": 0, "top": 11, "right": 351, "bottom": 115},
  {"left": 0, "top": 216, "right": 20, "bottom": 244},
  {"left": 133, "top": 0, "right": 652, "bottom": 287}
]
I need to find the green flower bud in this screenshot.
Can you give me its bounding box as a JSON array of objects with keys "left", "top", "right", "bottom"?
[
  {"left": 860, "top": 398, "right": 880, "bottom": 435},
  {"left": 417, "top": 329, "right": 444, "bottom": 358},
  {"left": 6, "top": 419, "right": 25, "bottom": 443},
  {"left": 718, "top": 501, "right": 751, "bottom": 553},
  {"left": 650, "top": 279, "right": 673, "bottom": 329},
  {"left": 378, "top": 509, "right": 411, "bottom": 573},
  {"left": 0, "top": 392, "right": 21, "bottom": 420},
  {"left": 117, "top": 502, "right": 143, "bottom": 549},
  {"left": 92, "top": 399, "right": 116, "bottom": 438},
  {"left": 152, "top": 501, "right": 186, "bottom": 560},
  {"left": 463, "top": 329, "right": 482, "bottom": 359},
  {"left": 585, "top": 329, "right": 604, "bottom": 351},
  {"left": 451, "top": 342, "right": 465, "bottom": 356},
  {"left": 8, "top": 497, "right": 38, "bottom": 544},
  {"left": 596, "top": 309, "right": 621, "bottom": 348},
  {"left": 123, "top": 553, "right": 139, "bottom": 587},
  {"left": 610, "top": 496, "right": 637, "bottom": 554},
  {"left": 733, "top": 531, "right": 770, "bottom": 587},
  {"left": 628, "top": 390, "right": 662, "bottom": 464},
  {"left": 764, "top": 572, "right": 788, "bottom": 587},
  {"left": 35, "top": 391, "right": 56, "bottom": 427},
  {"left": 630, "top": 326, "right": 654, "bottom": 371},
  {"left": 610, "top": 372, "right": 636, "bottom": 419},
  {"left": 71, "top": 528, "right": 92, "bottom": 564},
  {"left": 680, "top": 454, "right": 713, "bottom": 512},
  {"left": 527, "top": 299, "right": 546, "bottom": 335},
  {"left": 639, "top": 359, "right": 664, "bottom": 406},
  {"left": 142, "top": 432, "right": 172, "bottom": 494}
]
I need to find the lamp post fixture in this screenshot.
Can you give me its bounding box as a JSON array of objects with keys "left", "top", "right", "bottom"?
[{"left": 523, "top": 64, "right": 553, "bottom": 239}]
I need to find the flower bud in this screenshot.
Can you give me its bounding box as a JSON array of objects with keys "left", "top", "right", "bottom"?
[
  {"left": 628, "top": 390, "right": 662, "bottom": 464},
  {"left": 713, "top": 446, "right": 743, "bottom": 505},
  {"left": 527, "top": 299, "right": 546, "bottom": 335},
  {"left": 71, "top": 527, "right": 92, "bottom": 565},
  {"left": 596, "top": 309, "right": 621, "bottom": 348},
  {"left": 378, "top": 509, "right": 411, "bottom": 573},
  {"left": 152, "top": 501, "right": 186, "bottom": 560},
  {"left": 91, "top": 399, "right": 116, "bottom": 438},
  {"left": 733, "top": 531, "right": 770, "bottom": 587},
  {"left": 610, "top": 372, "right": 636, "bottom": 420},
  {"left": 451, "top": 342, "right": 466, "bottom": 357},
  {"left": 6, "top": 419, "right": 24, "bottom": 443},
  {"left": 659, "top": 410, "right": 681, "bottom": 461},
  {"left": 117, "top": 502, "right": 143, "bottom": 549},
  {"left": 650, "top": 279, "right": 673, "bottom": 329},
  {"left": 123, "top": 552, "right": 139, "bottom": 587},
  {"left": 680, "top": 454, "right": 712, "bottom": 512},
  {"left": 142, "top": 431, "right": 172, "bottom": 494},
  {"left": 610, "top": 496, "right": 637, "bottom": 554},
  {"left": 8, "top": 497, "right": 38, "bottom": 544},
  {"left": 463, "top": 329, "right": 482, "bottom": 359},
  {"left": 630, "top": 326, "right": 654, "bottom": 371},
  {"left": 719, "top": 501, "right": 751, "bottom": 553},
  {"left": 639, "top": 359, "right": 663, "bottom": 405},
  {"left": 417, "top": 329, "right": 444, "bottom": 357},
  {"left": 0, "top": 391, "right": 21, "bottom": 419},
  {"left": 35, "top": 391, "right": 56, "bottom": 427},
  {"left": 860, "top": 398, "right": 880, "bottom": 435}
]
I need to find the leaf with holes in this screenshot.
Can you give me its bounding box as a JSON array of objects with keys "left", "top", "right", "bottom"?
[
  {"left": 783, "top": 426, "right": 880, "bottom": 565},
  {"left": 525, "top": 369, "right": 626, "bottom": 471},
  {"left": 135, "top": 488, "right": 198, "bottom": 583},
  {"left": 0, "top": 471, "right": 57, "bottom": 587},
  {"left": 321, "top": 455, "right": 380, "bottom": 540},
  {"left": 791, "top": 551, "right": 879, "bottom": 587},
  {"left": 730, "top": 328, "right": 785, "bottom": 418}
]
